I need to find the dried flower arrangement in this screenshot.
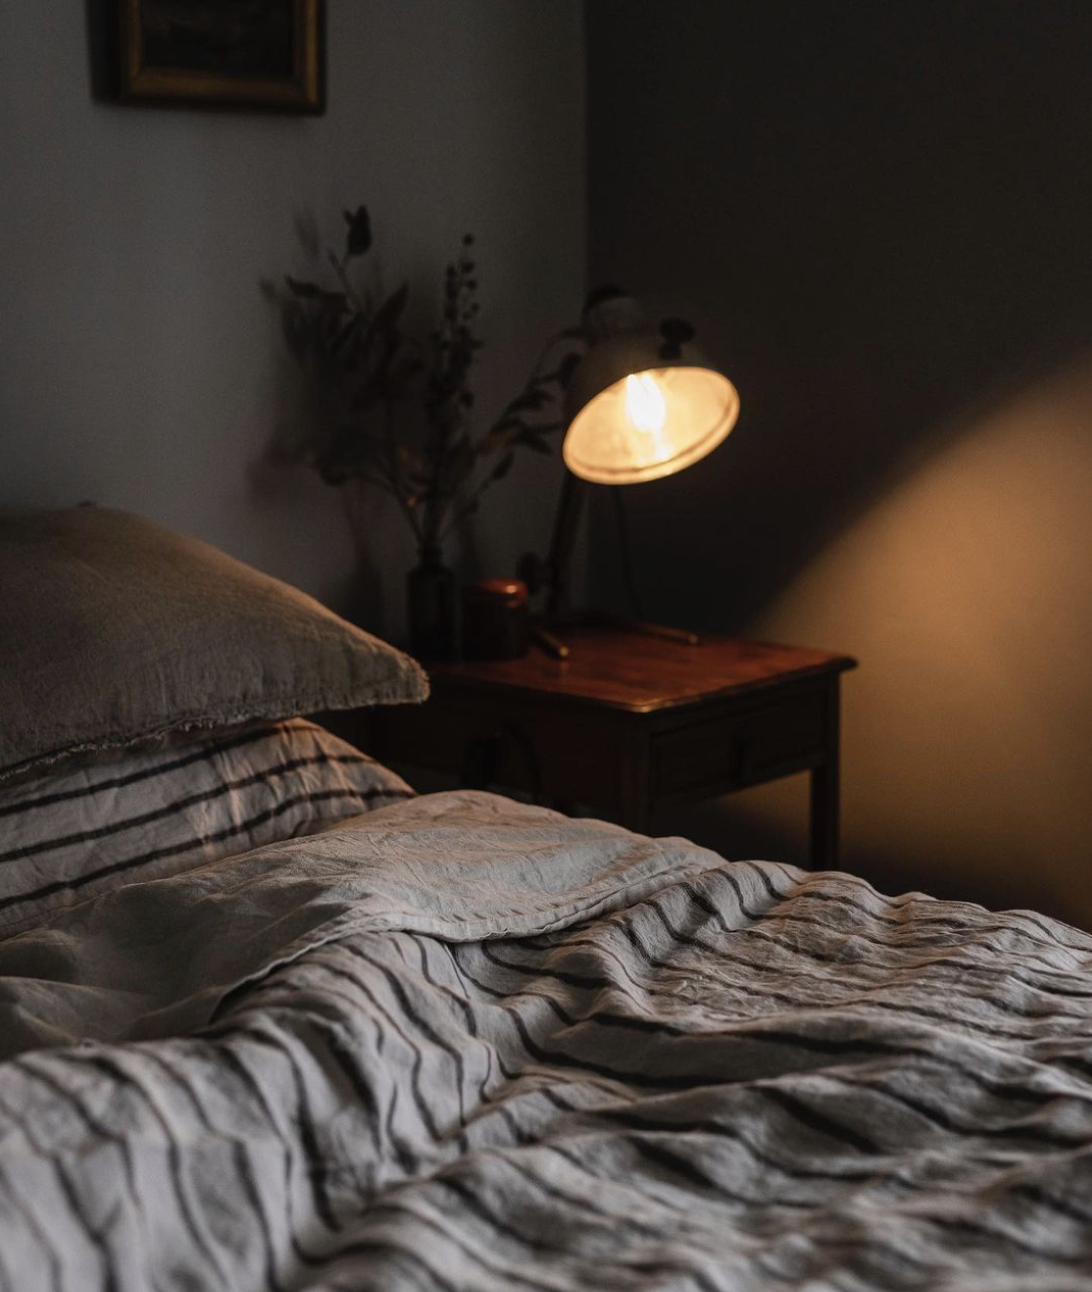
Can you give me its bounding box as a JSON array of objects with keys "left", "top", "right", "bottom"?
[{"left": 277, "top": 205, "right": 578, "bottom": 561}]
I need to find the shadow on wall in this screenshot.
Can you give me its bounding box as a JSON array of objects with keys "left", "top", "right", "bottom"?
[{"left": 586, "top": 1, "right": 1092, "bottom": 930}]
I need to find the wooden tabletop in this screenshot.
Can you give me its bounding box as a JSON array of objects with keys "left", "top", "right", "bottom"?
[{"left": 426, "top": 626, "right": 856, "bottom": 714}]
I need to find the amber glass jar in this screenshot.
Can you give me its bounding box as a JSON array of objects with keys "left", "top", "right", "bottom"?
[{"left": 461, "top": 578, "right": 529, "bottom": 660}]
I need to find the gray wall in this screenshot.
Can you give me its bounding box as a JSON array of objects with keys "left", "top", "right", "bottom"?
[
  {"left": 587, "top": 1, "right": 1092, "bottom": 929},
  {"left": 1, "top": 1, "right": 585, "bottom": 634}
]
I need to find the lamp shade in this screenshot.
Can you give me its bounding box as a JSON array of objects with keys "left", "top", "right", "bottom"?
[{"left": 561, "top": 296, "right": 739, "bottom": 486}]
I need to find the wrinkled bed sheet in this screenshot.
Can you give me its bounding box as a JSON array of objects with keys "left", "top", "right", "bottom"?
[{"left": 2, "top": 790, "right": 1092, "bottom": 1290}]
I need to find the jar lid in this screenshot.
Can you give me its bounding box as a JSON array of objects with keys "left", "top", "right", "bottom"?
[{"left": 463, "top": 578, "right": 528, "bottom": 604}]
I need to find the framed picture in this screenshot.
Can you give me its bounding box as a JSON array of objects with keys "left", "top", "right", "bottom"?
[{"left": 118, "top": 0, "right": 324, "bottom": 113}]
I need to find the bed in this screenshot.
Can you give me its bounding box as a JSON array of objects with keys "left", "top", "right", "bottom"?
[{"left": 2, "top": 507, "right": 1091, "bottom": 1291}]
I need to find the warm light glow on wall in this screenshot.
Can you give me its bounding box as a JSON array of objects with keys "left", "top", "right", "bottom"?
[{"left": 745, "top": 355, "right": 1092, "bottom": 930}]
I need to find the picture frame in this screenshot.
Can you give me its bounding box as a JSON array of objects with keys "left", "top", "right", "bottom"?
[{"left": 117, "top": 0, "right": 325, "bottom": 114}]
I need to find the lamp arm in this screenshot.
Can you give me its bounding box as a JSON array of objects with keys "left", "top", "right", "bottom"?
[
  {"left": 544, "top": 471, "right": 587, "bottom": 621},
  {"left": 517, "top": 472, "right": 587, "bottom": 622}
]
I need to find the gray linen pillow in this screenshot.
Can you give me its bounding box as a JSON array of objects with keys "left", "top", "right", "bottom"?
[{"left": 0, "top": 507, "right": 428, "bottom": 780}]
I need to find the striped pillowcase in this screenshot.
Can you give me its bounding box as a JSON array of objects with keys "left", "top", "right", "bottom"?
[{"left": 0, "top": 719, "right": 414, "bottom": 936}]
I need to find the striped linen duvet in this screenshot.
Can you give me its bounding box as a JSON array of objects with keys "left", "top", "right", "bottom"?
[{"left": 2, "top": 790, "right": 1092, "bottom": 1289}]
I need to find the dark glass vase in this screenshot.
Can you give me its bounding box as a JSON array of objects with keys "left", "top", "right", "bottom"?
[{"left": 407, "top": 542, "right": 456, "bottom": 660}]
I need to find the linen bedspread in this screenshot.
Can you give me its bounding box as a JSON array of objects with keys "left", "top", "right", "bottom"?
[{"left": 2, "top": 790, "right": 1092, "bottom": 1290}]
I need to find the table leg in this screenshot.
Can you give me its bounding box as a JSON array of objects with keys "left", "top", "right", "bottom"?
[
  {"left": 809, "top": 761, "right": 838, "bottom": 869},
  {"left": 616, "top": 746, "right": 651, "bottom": 835}
]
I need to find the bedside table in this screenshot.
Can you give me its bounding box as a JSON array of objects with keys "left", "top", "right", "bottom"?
[{"left": 371, "top": 627, "right": 856, "bottom": 867}]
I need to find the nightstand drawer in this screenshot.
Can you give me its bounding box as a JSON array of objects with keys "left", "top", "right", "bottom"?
[{"left": 652, "top": 690, "right": 827, "bottom": 799}]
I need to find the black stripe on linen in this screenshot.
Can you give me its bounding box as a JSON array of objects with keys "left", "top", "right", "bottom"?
[
  {"left": 609, "top": 887, "right": 1092, "bottom": 1100},
  {"left": 649, "top": 914, "right": 1092, "bottom": 1128},
  {"left": 755, "top": 1085, "right": 880, "bottom": 1155},
  {"left": 505, "top": 1144, "right": 689, "bottom": 1235},
  {"left": 206, "top": 925, "right": 1090, "bottom": 1276},
  {"left": 738, "top": 859, "right": 974, "bottom": 950},
  {"left": 210, "top": 985, "right": 418, "bottom": 1186},
  {"left": 11, "top": 1059, "right": 138, "bottom": 1196},
  {"left": 545, "top": 1088, "right": 1090, "bottom": 1269},
  {"left": 435, "top": 1171, "right": 732, "bottom": 1292},
  {"left": 200, "top": 1042, "right": 337, "bottom": 1272},
  {"left": 212, "top": 1039, "right": 285, "bottom": 1132},
  {"left": 136, "top": 1044, "right": 332, "bottom": 1274},
  {"left": 133, "top": 1047, "right": 221, "bottom": 1130},
  {"left": 538, "top": 1141, "right": 935, "bottom": 1292},
  {"left": 480, "top": 938, "right": 648, "bottom": 1000},
  {"left": 52, "top": 1157, "right": 119, "bottom": 1292},
  {"left": 27, "top": 1052, "right": 227, "bottom": 1283},
  {"left": 532, "top": 1142, "right": 840, "bottom": 1286},
  {"left": 0, "top": 1085, "right": 117, "bottom": 1291},
  {"left": 450, "top": 942, "right": 908, "bottom": 1094},
  {"left": 622, "top": 1133, "right": 810, "bottom": 1212},
  {"left": 460, "top": 929, "right": 1092, "bottom": 1167},
  {"left": 580, "top": 973, "right": 1091, "bottom": 1154},
  {"left": 0, "top": 786, "right": 399, "bottom": 916},
  {"left": 465, "top": 976, "right": 1090, "bottom": 1271},
  {"left": 922, "top": 1205, "right": 1092, "bottom": 1266},
  {"left": 448, "top": 945, "right": 674, "bottom": 1092},
  {"left": 0, "top": 753, "right": 405, "bottom": 866},
  {"left": 233, "top": 954, "right": 412, "bottom": 1172},
  {"left": 760, "top": 859, "right": 1092, "bottom": 965},
  {"left": 637, "top": 887, "right": 1092, "bottom": 1048},
  {"left": 333, "top": 1203, "right": 568, "bottom": 1292},
  {"left": 300, "top": 999, "right": 383, "bottom": 1125},
  {"left": 679, "top": 868, "right": 1092, "bottom": 995},
  {"left": 324, "top": 1026, "right": 408, "bottom": 1171},
  {"left": 683, "top": 868, "right": 1004, "bottom": 968},
  {"left": 502, "top": 917, "right": 928, "bottom": 1052},
  {"left": 71, "top": 1053, "right": 232, "bottom": 1285},
  {"left": 0, "top": 727, "right": 285, "bottom": 819},
  {"left": 539, "top": 1088, "right": 880, "bottom": 1189},
  {"left": 345, "top": 942, "right": 471, "bottom": 1119},
  {"left": 386, "top": 937, "right": 625, "bottom": 1151},
  {"left": 705, "top": 861, "right": 971, "bottom": 959},
  {"left": 217, "top": 956, "right": 440, "bottom": 1173},
  {"left": 320, "top": 1237, "right": 462, "bottom": 1292},
  {"left": 824, "top": 1068, "right": 1092, "bottom": 1156},
  {"left": 539, "top": 1035, "right": 1092, "bottom": 1237},
  {"left": 315, "top": 948, "right": 449, "bottom": 1145},
  {"left": 222, "top": 1023, "right": 343, "bottom": 1234},
  {"left": 419, "top": 939, "right": 738, "bottom": 1156},
  {"left": 512, "top": 932, "right": 665, "bottom": 1014},
  {"left": 189, "top": 1019, "right": 343, "bottom": 1236},
  {"left": 404, "top": 934, "right": 498, "bottom": 1115},
  {"left": 476, "top": 941, "right": 708, "bottom": 1046},
  {"left": 505, "top": 1142, "right": 711, "bottom": 1238},
  {"left": 478, "top": 935, "right": 910, "bottom": 1075},
  {"left": 524, "top": 919, "right": 800, "bottom": 1017},
  {"left": 1014, "top": 1178, "right": 1092, "bottom": 1230},
  {"left": 317, "top": 937, "right": 668, "bottom": 1162},
  {"left": 0, "top": 1156, "right": 64, "bottom": 1292},
  {"left": 230, "top": 1139, "right": 289, "bottom": 1292}
]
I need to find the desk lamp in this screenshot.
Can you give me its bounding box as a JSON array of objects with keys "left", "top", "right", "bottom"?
[{"left": 520, "top": 288, "right": 740, "bottom": 655}]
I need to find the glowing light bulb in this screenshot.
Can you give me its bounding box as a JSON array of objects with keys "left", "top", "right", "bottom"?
[{"left": 624, "top": 372, "right": 667, "bottom": 434}]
